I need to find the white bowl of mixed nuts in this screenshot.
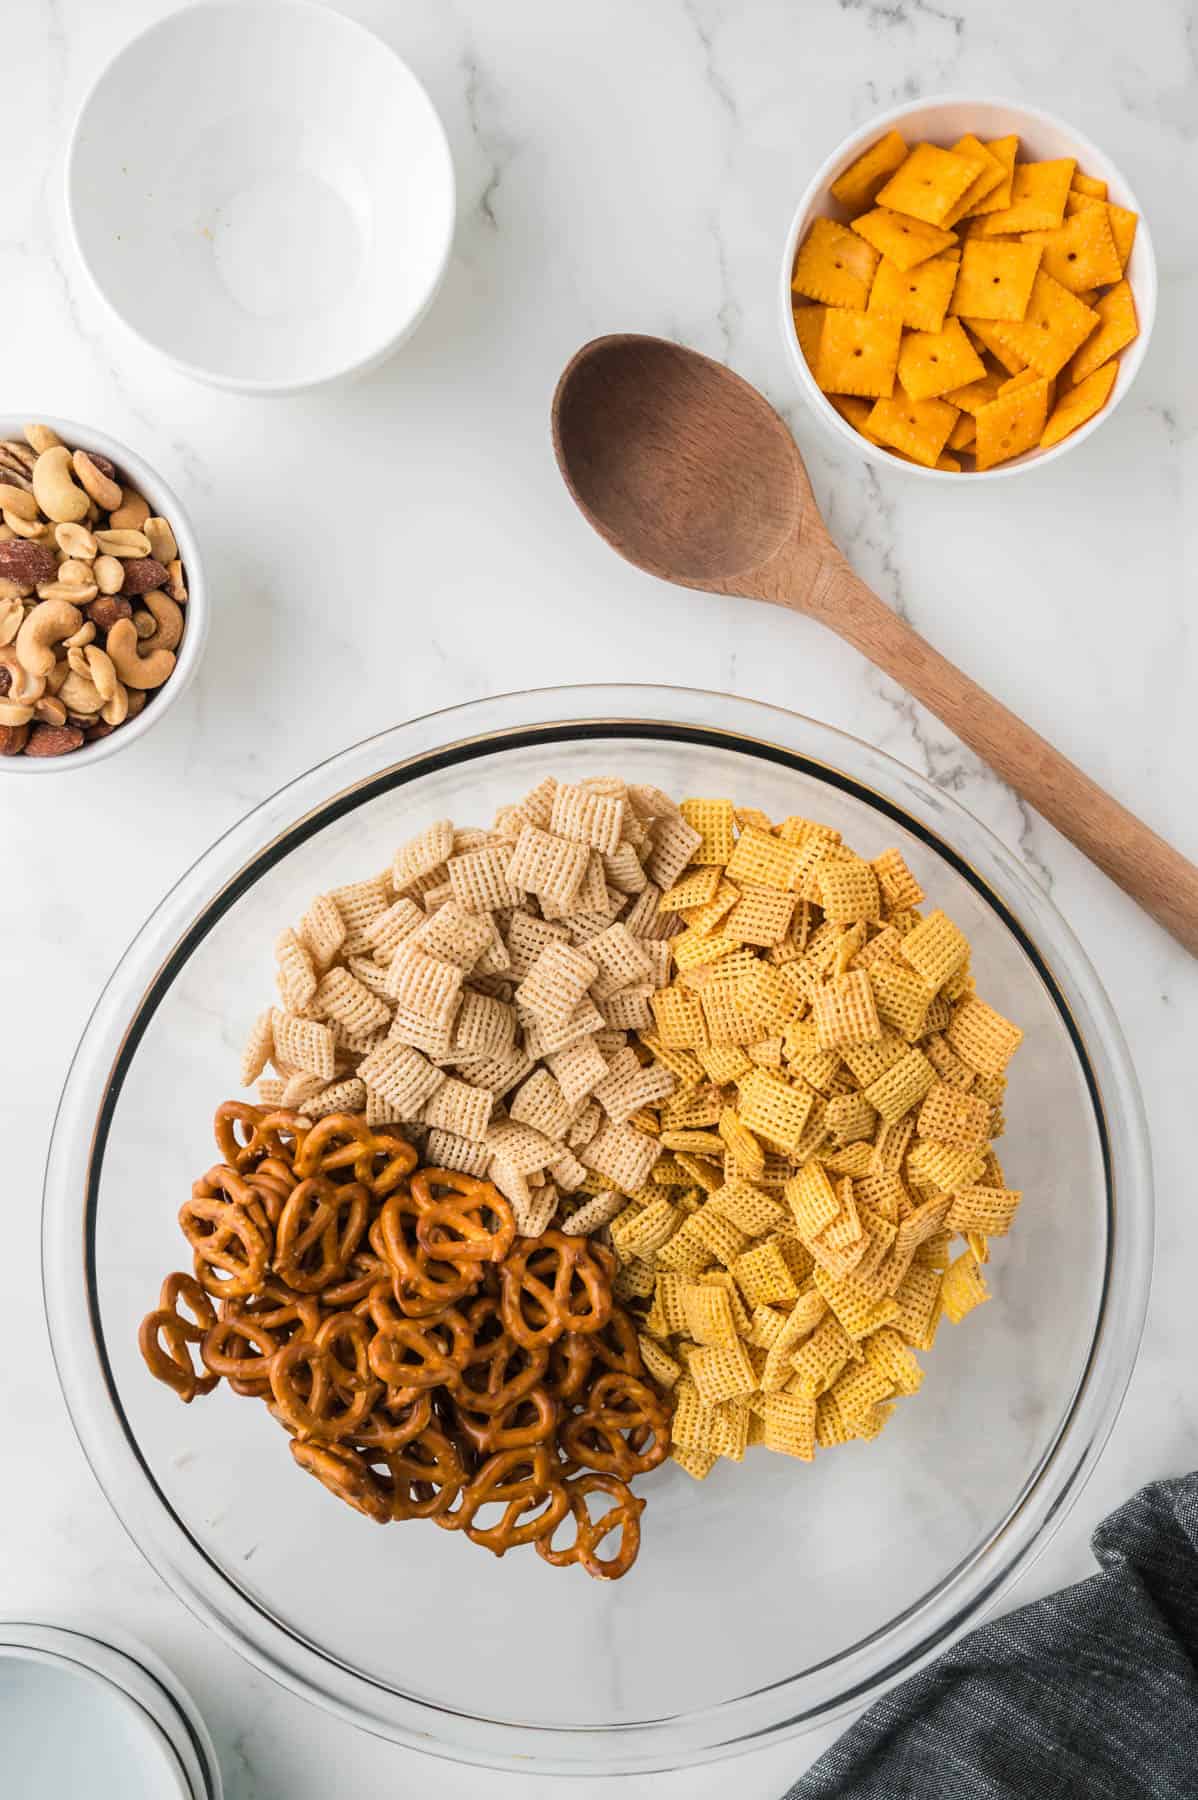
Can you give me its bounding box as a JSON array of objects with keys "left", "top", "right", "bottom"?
[{"left": 0, "top": 417, "right": 205, "bottom": 769}]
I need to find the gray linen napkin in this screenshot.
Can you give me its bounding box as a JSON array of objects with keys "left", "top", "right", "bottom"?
[{"left": 787, "top": 1473, "right": 1198, "bottom": 1800}]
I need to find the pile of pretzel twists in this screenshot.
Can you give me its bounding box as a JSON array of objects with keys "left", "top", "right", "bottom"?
[{"left": 139, "top": 1104, "right": 673, "bottom": 1579}]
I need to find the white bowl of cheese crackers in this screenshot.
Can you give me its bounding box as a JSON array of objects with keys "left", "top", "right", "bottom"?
[{"left": 780, "top": 97, "right": 1155, "bottom": 477}]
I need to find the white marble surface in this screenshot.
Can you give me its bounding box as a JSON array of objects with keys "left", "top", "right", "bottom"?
[{"left": 2, "top": 0, "right": 1194, "bottom": 1794}]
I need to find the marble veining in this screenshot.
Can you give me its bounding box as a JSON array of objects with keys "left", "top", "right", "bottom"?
[{"left": 2, "top": 0, "right": 1193, "bottom": 1795}]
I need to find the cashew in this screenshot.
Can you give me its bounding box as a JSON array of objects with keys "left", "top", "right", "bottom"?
[
  {"left": 139, "top": 591, "right": 184, "bottom": 653},
  {"left": 36, "top": 579, "right": 99, "bottom": 605},
  {"left": 133, "top": 609, "right": 156, "bottom": 640},
  {"left": 105, "top": 617, "right": 176, "bottom": 690},
  {"left": 144, "top": 516, "right": 179, "bottom": 565},
  {"left": 72, "top": 449, "right": 122, "bottom": 512},
  {"left": 55, "top": 522, "right": 98, "bottom": 560},
  {"left": 0, "top": 599, "right": 23, "bottom": 647},
  {"left": 0, "top": 484, "right": 39, "bottom": 521},
  {"left": 33, "top": 695, "right": 67, "bottom": 727},
  {"left": 32, "top": 445, "right": 90, "bottom": 524},
  {"left": 94, "top": 554, "right": 125, "bottom": 594},
  {"left": 24, "top": 423, "right": 63, "bottom": 455},
  {"left": 94, "top": 528, "right": 150, "bottom": 558},
  {"left": 0, "top": 646, "right": 46, "bottom": 703},
  {"left": 62, "top": 620, "right": 96, "bottom": 650},
  {"left": 4, "top": 508, "right": 47, "bottom": 540},
  {"left": 58, "top": 668, "right": 105, "bottom": 715},
  {"left": 165, "top": 559, "right": 188, "bottom": 604},
  {"left": 15, "top": 597, "right": 82, "bottom": 678},
  {"left": 84, "top": 644, "right": 119, "bottom": 703},
  {"left": 108, "top": 490, "right": 149, "bottom": 530},
  {"left": 0, "top": 698, "right": 34, "bottom": 726}
]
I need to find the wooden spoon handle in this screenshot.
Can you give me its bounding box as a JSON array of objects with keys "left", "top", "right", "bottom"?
[{"left": 804, "top": 559, "right": 1198, "bottom": 955}]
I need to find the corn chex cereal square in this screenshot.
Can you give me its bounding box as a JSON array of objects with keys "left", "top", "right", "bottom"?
[
  {"left": 902, "top": 910, "right": 969, "bottom": 989},
  {"left": 708, "top": 1176, "right": 785, "bottom": 1237},
  {"left": 737, "top": 1068, "right": 813, "bottom": 1154},
  {"left": 852, "top": 205, "right": 959, "bottom": 272},
  {"left": 689, "top": 1340, "right": 756, "bottom": 1405},
  {"left": 1042, "top": 363, "right": 1118, "bottom": 449},
  {"left": 865, "top": 395, "right": 958, "bottom": 467},
  {"left": 868, "top": 254, "right": 959, "bottom": 333},
  {"left": 679, "top": 798, "right": 736, "bottom": 865},
  {"left": 659, "top": 866, "right": 723, "bottom": 913},
  {"left": 946, "top": 1185, "right": 1022, "bottom": 1235},
  {"left": 687, "top": 1204, "right": 750, "bottom": 1268},
  {"left": 945, "top": 996, "right": 1023, "bottom": 1075},
  {"left": 949, "top": 237, "right": 1042, "bottom": 321},
  {"left": 812, "top": 970, "right": 882, "bottom": 1050},
  {"left": 980, "top": 158, "right": 1075, "bottom": 234},
  {"left": 792, "top": 217, "right": 879, "bottom": 308},
  {"left": 876, "top": 142, "right": 983, "bottom": 226},
  {"left": 831, "top": 128, "right": 908, "bottom": 213},
  {"left": 725, "top": 827, "right": 805, "bottom": 892},
  {"left": 581, "top": 1118, "right": 661, "bottom": 1192},
  {"left": 763, "top": 1391, "right": 816, "bottom": 1460},
  {"left": 815, "top": 310, "right": 901, "bottom": 398},
  {"left": 941, "top": 1250, "right": 990, "bottom": 1323},
  {"left": 732, "top": 1238, "right": 798, "bottom": 1308},
  {"left": 916, "top": 1080, "right": 992, "bottom": 1151},
  {"left": 896, "top": 317, "right": 985, "bottom": 402},
  {"left": 681, "top": 1280, "right": 740, "bottom": 1348}
]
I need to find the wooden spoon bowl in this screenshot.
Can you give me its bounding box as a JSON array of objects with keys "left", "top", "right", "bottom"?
[{"left": 552, "top": 334, "right": 1198, "bottom": 954}]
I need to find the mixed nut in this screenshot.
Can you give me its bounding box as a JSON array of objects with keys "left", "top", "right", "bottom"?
[{"left": 0, "top": 422, "right": 187, "bottom": 758}]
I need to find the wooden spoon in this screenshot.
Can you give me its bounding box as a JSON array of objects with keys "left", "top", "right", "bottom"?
[{"left": 552, "top": 333, "right": 1198, "bottom": 956}]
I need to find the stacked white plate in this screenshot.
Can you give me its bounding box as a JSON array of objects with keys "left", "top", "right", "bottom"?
[{"left": 0, "top": 1621, "right": 221, "bottom": 1798}]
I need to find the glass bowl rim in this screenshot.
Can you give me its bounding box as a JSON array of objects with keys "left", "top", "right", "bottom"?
[{"left": 41, "top": 683, "right": 1154, "bottom": 1774}]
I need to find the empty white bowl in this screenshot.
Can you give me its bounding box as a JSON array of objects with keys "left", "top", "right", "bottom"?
[
  {"left": 779, "top": 96, "right": 1156, "bottom": 480},
  {"left": 67, "top": 1, "right": 456, "bottom": 393},
  {"left": 0, "top": 1647, "right": 196, "bottom": 1798},
  {"left": 0, "top": 416, "right": 206, "bottom": 775}
]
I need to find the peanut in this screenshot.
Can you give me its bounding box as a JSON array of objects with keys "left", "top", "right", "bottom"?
[
  {"left": 55, "top": 521, "right": 98, "bottom": 560},
  {"left": 94, "top": 554, "right": 125, "bottom": 594}
]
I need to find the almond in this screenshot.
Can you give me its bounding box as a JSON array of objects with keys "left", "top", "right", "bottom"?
[
  {"left": 0, "top": 540, "right": 57, "bottom": 584},
  {"left": 89, "top": 595, "right": 133, "bottom": 632},
  {"left": 121, "top": 556, "right": 169, "bottom": 596},
  {"left": 24, "top": 721, "right": 84, "bottom": 757}
]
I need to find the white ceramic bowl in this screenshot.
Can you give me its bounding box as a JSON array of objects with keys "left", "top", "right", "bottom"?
[
  {"left": 0, "top": 1646, "right": 195, "bottom": 1798},
  {"left": 0, "top": 417, "right": 206, "bottom": 775},
  {"left": 0, "top": 1621, "right": 223, "bottom": 1800},
  {"left": 779, "top": 96, "right": 1157, "bottom": 481},
  {"left": 67, "top": 0, "right": 456, "bottom": 394}
]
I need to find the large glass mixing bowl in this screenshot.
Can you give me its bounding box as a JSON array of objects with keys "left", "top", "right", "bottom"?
[{"left": 43, "top": 687, "right": 1152, "bottom": 1774}]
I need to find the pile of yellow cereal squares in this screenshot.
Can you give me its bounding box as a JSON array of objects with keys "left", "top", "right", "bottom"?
[
  {"left": 608, "top": 800, "right": 1024, "bottom": 1475},
  {"left": 791, "top": 128, "right": 1139, "bottom": 468}
]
